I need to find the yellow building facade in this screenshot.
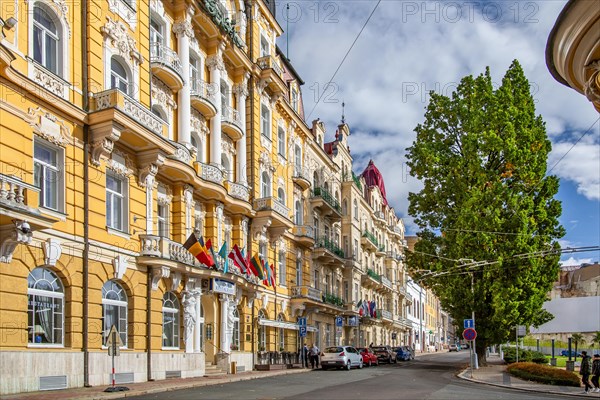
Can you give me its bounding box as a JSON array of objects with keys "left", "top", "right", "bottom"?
[{"left": 0, "top": 0, "right": 409, "bottom": 394}]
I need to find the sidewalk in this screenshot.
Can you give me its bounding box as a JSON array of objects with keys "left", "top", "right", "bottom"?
[
  {"left": 457, "top": 353, "right": 599, "bottom": 397},
  {"left": 2, "top": 368, "right": 310, "bottom": 400}
]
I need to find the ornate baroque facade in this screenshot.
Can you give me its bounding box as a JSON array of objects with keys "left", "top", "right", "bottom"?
[{"left": 0, "top": 0, "right": 409, "bottom": 394}]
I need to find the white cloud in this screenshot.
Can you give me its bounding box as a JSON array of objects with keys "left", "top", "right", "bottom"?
[
  {"left": 278, "top": 0, "right": 599, "bottom": 234},
  {"left": 560, "top": 257, "right": 594, "bottom": 266}
]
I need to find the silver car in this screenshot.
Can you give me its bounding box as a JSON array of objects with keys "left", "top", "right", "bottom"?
[{"left": 320, "top": 345, "right": 364, "bottom": 370}]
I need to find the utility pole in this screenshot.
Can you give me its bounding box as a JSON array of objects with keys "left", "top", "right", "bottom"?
[{"left": 471, "top": 272, "right": 478, "bottom": 369}]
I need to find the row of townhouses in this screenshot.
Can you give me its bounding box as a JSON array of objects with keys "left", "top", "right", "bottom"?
[{"left": 0, "top": 0, "right": 416, "bottom": 394}]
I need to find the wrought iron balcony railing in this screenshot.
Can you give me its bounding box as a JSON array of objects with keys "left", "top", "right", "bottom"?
[
  {"left": 312, "top": 186, "right": 341, "bottom": 213},
  {"left": 366, "top": 268, "right": 382, "bottom": 282},
  {"left": 314, "top": 236, "right": 345, "bottom": 259}
]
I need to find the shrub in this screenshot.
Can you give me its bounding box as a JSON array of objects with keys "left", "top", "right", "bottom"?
[
  {"left": 507, "top": 362, "right": 581, "bottom": 387},
  {"left": 503, "top": 347, "right": 548, "bottom": 364}
]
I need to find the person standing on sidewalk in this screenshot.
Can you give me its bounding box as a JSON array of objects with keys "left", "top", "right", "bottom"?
[
  {"left": 580, "top": 351, "right": 593, "bottom": 393},
  {"left": 591, "top": 354, "right": 600, "bottom": 393}
]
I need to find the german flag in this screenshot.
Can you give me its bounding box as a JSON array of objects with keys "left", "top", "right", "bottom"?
[{"left": 183, "top": 233, "right": 214, "bottom": 267}]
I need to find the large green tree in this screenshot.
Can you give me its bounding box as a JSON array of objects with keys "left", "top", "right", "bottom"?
[{"left": 405, "top": 60, "right": 564, "bottom": 365}]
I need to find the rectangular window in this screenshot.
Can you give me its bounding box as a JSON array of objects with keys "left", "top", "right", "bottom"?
[
  {"left": 261, "top": 105, "right": 270, "bottom": 140},
  {"left": 34, "top": 140, "right": 63, "bottom": 211},
  {"left": 313, "top": 270, "right": 319, "bottom": 290},
  {"left": 157, "top": 203, "right": 169, "bottom": 237},
  {"left": 260, "top": 35, "right": 269, "bottom": 57},
  {"left": 291, "top": 88, "right": 298, "bottom": 111},
  {"left": 106, "top": 173, "right": 127, "bottom": 231},
  {"left": 278, "top": 253, "right": 286, "bottom": 286},
  {"left": 277, "top": 127, "right": 285, "bottom": 156},
  {"left": 343, "top": 281, "right": 349, "bottom": 303},
  {"left": 295, "top": 258, "right": 302, "bottom": 286}
]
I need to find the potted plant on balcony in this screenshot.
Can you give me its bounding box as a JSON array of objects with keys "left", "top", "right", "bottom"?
[{"left": 230, "top": 344, "right": 239, "bottom": 351}]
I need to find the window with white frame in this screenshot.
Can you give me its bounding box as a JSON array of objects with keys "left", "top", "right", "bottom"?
[
  {"left": 259, "top": 242, "right": 267, "bottom": 260},
  {"left": 325, "top": 274, "right": 331, "bottom": 295},
  {"left": 260, "top": 35, "right": 269, "bottom": 57},
  {"left": 191, "top": 134, "right": 203, "bottom": 162},
  {"left": 291, "top": 88, "right": 298, "bottom": 112},
  {"left": 150, "top": 16, "right": 164, "bottom": 55},
  {"left": 34, "top": 139, "right": 63, "bottom": 212},
  {"left": 325, "top": 323, "right": 331, "bottom": 346},
  {"left": 277, "top": 127, "right": 285, "bottom": 156},
  {"left": 294, "top": 200, "right": 302, "bottom": 225},
  {"left": 189, "top": 55, "right": 200, "bottom": 86},
  {"left": 261, "top": 171, "right": 271, "bottom": 198},
  {"left": 294, "top": 144, "right": 302, "bottom": 168},
  {"left": 106, "top": 172, "right": 128, "bottom": 232},
  {"left": 353, "top": 199, "right": 358, "bottom": 220},
  {"left": 157, "top": 203, "right": 169, "bottom": 238},
  {"left": 28, "top": 267, "right": 64, "bottom": 345},
  {"left": 278, "top": 251, "right": 286, "bottom": 286},
  {"left": 102, "top": 280, "right": 128, "bottom": 347},
  {"left": 277, "top": 314, "right": 285, "bottom": 350},
  {"left": 344, "top": 281, "right": 349, "bottom": 303},
  {"left": 222, "top": 154, "right": 233, "bottom": 181},
  {"left": 162, "top": 292, "right": 180, "bottom": 348},
  {"left": 260, "top": 104, "right": 271, "bottom": 140},
  {"left": 110, "top": 57, "right": 129, "bottom": 94},
  {"left": 151, "top": 105, "right": 168, "bottom": 123},
  {"left": 33, "top": 5, "right": 60, "bottom": 75},
  {"left": 277, "top": 187, "right": 285, "bottom": 203},
  {"left": 231, "top": 308, "right": 240, "bottom": 350},
  {"left": 295, "top": 258, "right": 302, "bottom": 286},
  {"left": 313, "top": 269, "right": 319, "bottom": 290}
]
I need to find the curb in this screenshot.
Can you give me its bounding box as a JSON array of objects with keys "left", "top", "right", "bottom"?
[{"left": 456, "top": 368, "right": 590, "bottom": 398}]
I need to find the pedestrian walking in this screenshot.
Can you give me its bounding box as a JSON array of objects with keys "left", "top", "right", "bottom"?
[
  {"left": 591, "top": 354, "right": 600, "bottom": 393},
  {"left": 309, "top": 343, "right": 320, "bottom": 369},
  {"left": 580, "top": 350, "right": 593, "bottom": 394}
]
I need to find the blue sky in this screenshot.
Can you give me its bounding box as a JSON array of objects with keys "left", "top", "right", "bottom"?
[{"left": 273, "top": 0, "right": 600, "bottom": 264}]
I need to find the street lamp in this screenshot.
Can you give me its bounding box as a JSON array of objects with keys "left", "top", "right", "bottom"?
[{"left": 458, "top": 258, "right": 479, "bottom": 370}]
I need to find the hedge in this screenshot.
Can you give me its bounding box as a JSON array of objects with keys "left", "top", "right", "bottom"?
[
  {"left": 503, "top": 347, "right": 548, "bottom": 364},
  {"left": 506, "top": 362, "right": 581, "bottom": 387}
]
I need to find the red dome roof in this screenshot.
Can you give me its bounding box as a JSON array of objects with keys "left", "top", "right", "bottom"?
[{"left": 361, "top": 160, "right": 388, "bottom": 205}]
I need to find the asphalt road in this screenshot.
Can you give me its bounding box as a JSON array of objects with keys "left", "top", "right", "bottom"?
[{"left": 131, "top": 352, "right": 575, "bottom": 400}]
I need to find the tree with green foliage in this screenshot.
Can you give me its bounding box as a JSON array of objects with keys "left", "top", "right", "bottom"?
[
  {"left": 571, "top": 333, "right": 585, "bottom": 361},
  {"left": 591, "top": 331, "right": 600, "bottom": 353},
  {"left": 405, "top": 60, "right": 564, "bottom": 365}
]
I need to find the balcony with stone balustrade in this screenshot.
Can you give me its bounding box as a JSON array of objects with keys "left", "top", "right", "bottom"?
[
  {"left": 150, "top": 42, "right": 184, "bottom": 91},
  {"left": 221, "top": 104, "right": 244, "bottom": 140},
  {"left": 190, "top": 78, "right": 218, "bottom": 118},
  {"left": 257, "top": 55, "right": 287, "bottom": 95},
  {"left": 291, "top": 225, "right": 315, "bottom": 247}
]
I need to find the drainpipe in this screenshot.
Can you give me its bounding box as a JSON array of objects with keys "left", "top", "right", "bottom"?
[
  {"left": 147, "top": 270, "right": 152, "bottom": 381},
  {"left": 81, "top": 0, "right": 90, "bottom": 387}
]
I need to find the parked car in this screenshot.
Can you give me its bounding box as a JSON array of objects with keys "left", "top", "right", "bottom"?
[
  {"left": 321, "top": 346, "right": 364, "bottom": 370},
  {"left": 372, "top": 345, "right": 397, "bottom": 363},
  {"left": 395, "top": 346, "right": 415, "bottom": 361},
  {"left": 358, "top": 347, "right": 379, "bottom": 366},
  {"left": 449, "top": 344, "right": 460, "bottom": 352},
  {"left": 560, "top": 350, "right": 583, "bottom": 357}
]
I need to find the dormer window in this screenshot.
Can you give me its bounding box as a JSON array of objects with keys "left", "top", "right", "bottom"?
[{"left": 291, "top": 88, "right": 299, "bottom": 111}]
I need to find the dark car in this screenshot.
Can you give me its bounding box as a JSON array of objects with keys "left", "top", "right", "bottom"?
[
  {"left": 395, "top": 346, "right": 415, "bottom": 361},
  {"left": 372, "top": 345, "right": 397, "bottom": 363}
]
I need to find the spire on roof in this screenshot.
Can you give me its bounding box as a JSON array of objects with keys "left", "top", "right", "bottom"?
[{"left": 341, "top": 101, "right": 345, "bottom": 124}]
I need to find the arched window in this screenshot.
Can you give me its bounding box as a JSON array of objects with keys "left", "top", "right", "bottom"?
[
  {"left": 295, "top": 200, "right": 303, "bottom": 225},
  {"left": 102, "top": 281, "right": 128, "bottom": 347},
  {"left": 313, "top": 171, "right": 319, "bottom": 188},
  {"left": 342, "top": 199, "right": 348, "bottom": 215},
  {"left": 28, "top": 267, "right": 64, "bottom": 345},
  {"left": 110, "top": 57, "right": 129, "bottom": 94},
  {"left": 258, "top": 309, "right": 266, "bottom": 351},
  {"left": 162, "top": 292, "right": 180, "bottom": 348},
  {"left": 261, "top": 171, "right": 271, "bottom": 198},
  {"left": 277, "top": 187, "right": 285, "bottom": 203},
  {"left": 151, "top": 105, "right": 167, "bottom": 122},
  {"left": 33, "top": 5, "right": 60, "bottom": 75},
  {"left": 222, "top": 154, "right": 232, "bottom": 181},
  {"left": 232, "top": 308, "right": 240, "bottom": 350},
  {"left": 191, "top": 135, "right": 201, "bottom": 162},
  {"left": 353, "top": 199, "right": 358, "bottom": 220}
]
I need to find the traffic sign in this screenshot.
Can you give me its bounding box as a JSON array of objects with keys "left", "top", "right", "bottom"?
[
  {"left": 335, "top": 316, "right": 343, "bottom": 327},
  {"left": 106, "top": 325, "right": 123, "bottom": 349},
  {"left": 464, "top": 319, "right": 474, "bottom": 329},
  {"left": 297, "top": 317, "right": 306, "bottom": 327},
  {"left": 516, "top": 325, "right": 526, "bottom": 337},
  {"left": 299, "top": 327, "right": 307, "bottom": 337},
  {"left": 463, "top": 328, "right": 477, "bottom": 341}
]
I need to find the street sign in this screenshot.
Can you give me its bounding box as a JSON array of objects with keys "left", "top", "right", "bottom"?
[
  {"left": 463, "top": 328, "right": 477, "bottom": 341},
  {"left": 297, "top": 317, "right": 306, "bottom": 327},
  {"left": 335, "top": 316, "right": 343, "bottom": 327},
  {"left": 299, "top": 326, "right": 307, "bottom": 337},
  {"left": 517, "top": 325, "right": 526, "bottom": 337},
  {"left": 464, "top": 319, "right": 474, "bottom": 329},
  {"left": 106, "top": 325, "right": 123, "bottom": 354}
]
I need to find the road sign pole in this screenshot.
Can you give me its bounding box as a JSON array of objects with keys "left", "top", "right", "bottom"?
[
  {"left": 111, "top": 331, "right": 116, "bottom": 389},
  {"left": 470, "top": 342, "right": 474, "bottom": 378}
]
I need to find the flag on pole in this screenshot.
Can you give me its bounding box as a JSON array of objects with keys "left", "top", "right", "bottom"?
[
  {"left": 269, "top": 262, "right": 276, "bottom": 287},
  {"left": 228, "top": 244, "right": 247, "bottom": 274},
  {"left": 223, "top": 257, "right": 229, "bottom": 273},
  {"left": 218, "top": 241, "right": 227, "bottom": 259},
  {"left": 264, "top": 260, "right": 271, "bottom": 286},
  {"left": 183, "top": 233, "right": 214, "bottom": 267},
  {"left": 205, "top": 239, "right": 217, "bottom": 269}
]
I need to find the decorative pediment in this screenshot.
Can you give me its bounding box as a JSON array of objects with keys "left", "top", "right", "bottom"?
[
  {"left": 101, "top": 17, "right": 143, "bottom": 65},
  {"left": 28, "top": 108, "right": 73, "bottom": 146},
  {"left": 106, "top": 149, "right": 135, "bottom": 177}
]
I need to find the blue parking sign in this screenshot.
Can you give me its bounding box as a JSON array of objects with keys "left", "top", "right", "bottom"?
[
  {"left": 335, "top": 316, "right": 343, "bottom": 327},
  {"left": 299, "top": 327, "right": 307, "bottom": 337}
]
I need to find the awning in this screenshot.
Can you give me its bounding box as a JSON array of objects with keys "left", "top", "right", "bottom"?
[{"left": 258, "top": 319, "right": 319, "bottom": 332}]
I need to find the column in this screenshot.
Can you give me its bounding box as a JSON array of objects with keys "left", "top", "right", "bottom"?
[
  {"left": 194, "top": 288, "right": 202, "bottom": 353},
  {"left": 233, "top": 74, "right": 249, "bottom": 184},
  {"left": 207, "top": 43, "right": 225, "bottom": 167},
  {"left": 183, "top": 185, "right": 194, "bottom": 237},
  {"left": 174, "top": 17, "right": 193, "bottom": 147},
  {"left": 139, "top": 164, "right": 159, "bottom": 234},
  {"left": 219, "top": 294, "right": 229, "bottom": 352}
]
